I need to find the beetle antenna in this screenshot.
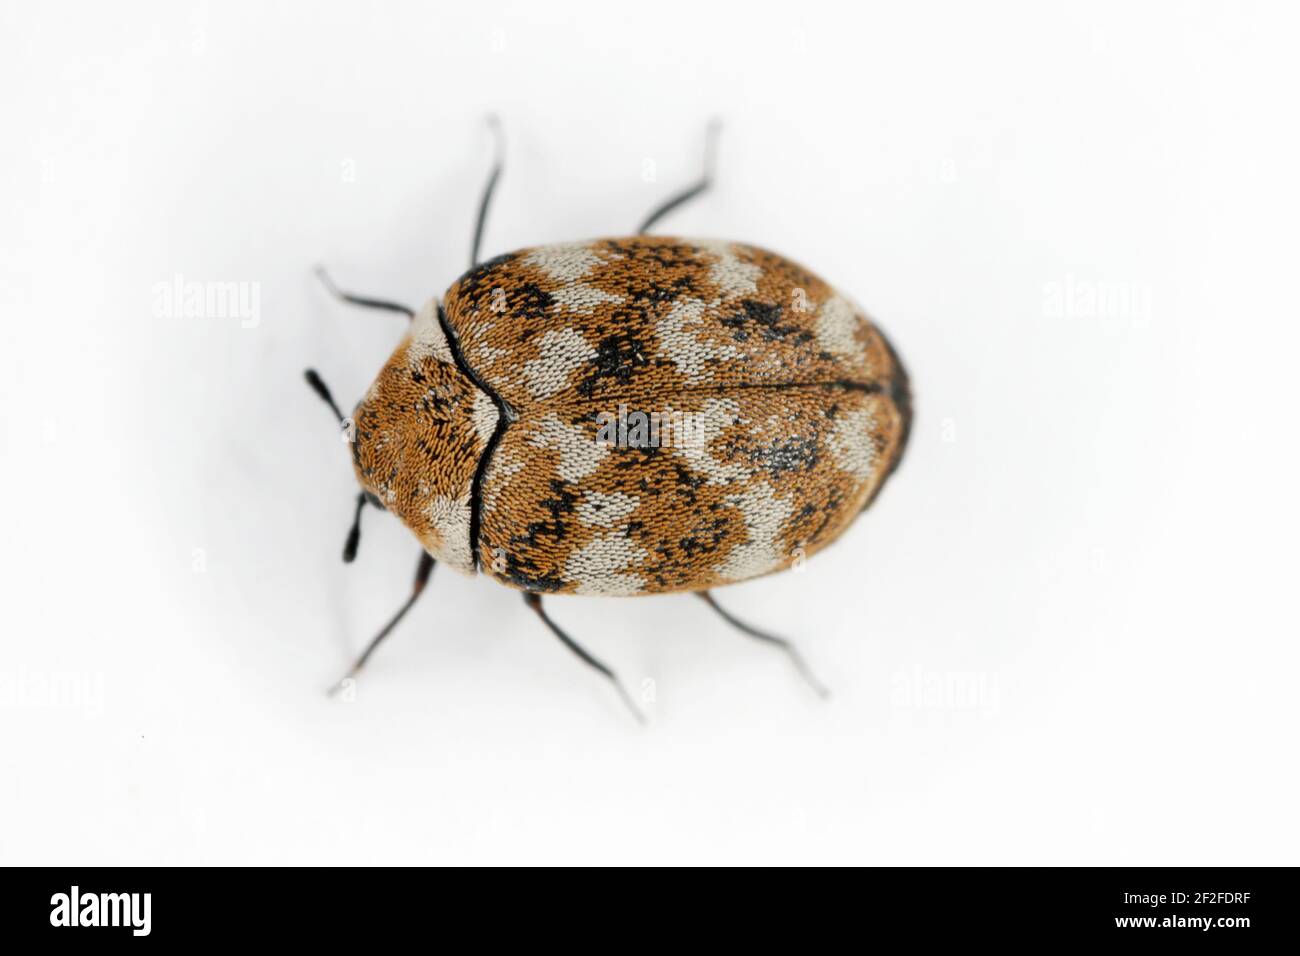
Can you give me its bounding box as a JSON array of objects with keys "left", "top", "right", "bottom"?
[
  {"left": 470, "top": 114, "right": 505, "bottom": 269},
  {"left": 342, "top": 492, "right": 366, "bottom": 563},
  {"left": 697, "top": 591, "right": 830, "bottom": 698},
  {"left": 523, "top": 593, "right": 646, "bottom": 724},
  {"left": 637, "top": 118, "right": 722, "bottom": 235},
  {"left": 314, "top": 266, "right": 415, "bottom": 318},
  {"left": 328, "top": 551, "right": 436, "bottom": 696},
  {"left": 304, "top": 368, "right": 346, "bottom": 424}
]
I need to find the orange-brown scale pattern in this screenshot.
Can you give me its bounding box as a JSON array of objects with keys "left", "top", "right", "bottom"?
[
  {"left": 350, "top": 300, "right": 498, "bottom": 575},
  {"left": 422, "top": 236, "right": 913, "bottom": 595}
]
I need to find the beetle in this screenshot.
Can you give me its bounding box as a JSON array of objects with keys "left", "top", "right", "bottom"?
[{"left": 305, "top": 119, "right": 912, "bottom": 720}]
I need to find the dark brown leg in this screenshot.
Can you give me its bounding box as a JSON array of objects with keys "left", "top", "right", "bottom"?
[
  {"left": 341, "top": 492, "right": 366, "bottom": 564},
  {"left": 328, "top": 552, "right": 436, "bottom": 695},
  {"left": 523, "top": 593, "right": 645, "bottom": 724},
  {"left": 304, "top": 373, "right": 373, "bottom": 562},
  {"left": 637, "top": 120, "right": 721, "bottom": 235},
  {"left": 313, "top": 266, "right": 414, "bottom": 318},
  {"left": 304, "top": 368, "right": 347, "bottom": 424},
  {"left": 470, "top": 115, "right": 505, "bottom": 269},
  {"left": 697, "top": 591, "right": 829, "bottom": 698}
]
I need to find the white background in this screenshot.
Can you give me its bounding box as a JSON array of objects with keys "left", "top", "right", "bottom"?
[{"left": 2, "top": 1, "right": 1297, "bottom": 865}]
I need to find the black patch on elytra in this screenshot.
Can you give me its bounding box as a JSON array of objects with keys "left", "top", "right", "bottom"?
[
  {"left": 629, "top": 273, "right": 698, "bottom": 304},
  {"left": 575, "top": 331, "right": 651, "bottom": 397},
  {"left": 747, "top": 434, "right": 821, "bottom": 477},
  {"left": 415, "top": 386, "right": 456, "bottom": 417},
  {"left": 671, "top": 463, "right": 706, "bottom": 505},
  {"left": 677, "top": 517, "right": 728, "bottom": 558},
  {"left": 721, "top": 299, "right": 805, "bottom": 343},
  {"left": 450, "top": 256, "right": 555, "bottom": 324},
  {"left": 612, "top": 446, "right": 661, "bottom": 468},
  {"left": 540, "top": 479, "right": 577, "bottom": 520},
  {"left": 511, "top": 481, "right": 576, "bottom": 548},
  {"left": 786, "top": 499, "right": 834, "bottom": 548},
  {"left": 449, "top": 252, "right": 516, "bottom": 306},
  {"left": 640, "top": 514, "right": 729, "bottom": 587},
  {"left": 595, "top": 240, "right": 706, "bottom": 320},
  {"left": 516, "top": 522, "right": 559, "bottom": 547},
  {"left": 506, "top": 282, "right": 554, "bottom": 322},
  {"left": 601, "top": 238, "right": 702, "bottom": 271},
  {"left": 499, "top": 553, "right": 562, "bottom": 593}
]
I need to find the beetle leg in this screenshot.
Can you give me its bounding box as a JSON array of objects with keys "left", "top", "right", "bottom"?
[
  {"left": 470, "top": 114, "right": 505, "bottom": 269},
  {"left": 636, "top": 119, "right": 721, "bottom": 235},
  {"left": 327, "top": 551, "right": 436, "bottom": 696},
  {"left": 523, "top": 593, "right": 646, "bottom": 725},
  {"left": 341, "top": 491, "right": 367, "bottom": 563},
  {"left": 304, "top": 368, "right": 347, "bottom": 424},
  {"left": 313, "top": 265, "right": 415, "bottom": 318},
  {"left": 302, "top": 374, "right": 369, "bottom": 562},
  {"left": 697, "top": 591, "right": 830, "bottom": 699}
]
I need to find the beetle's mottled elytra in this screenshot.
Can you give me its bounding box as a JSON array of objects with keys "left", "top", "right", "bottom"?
[
  {"left": 306, "top": 121, "right": 911, "bottom": 719},
  {"left": 355, "top": 236, "right": 911, "bottom": 592}
]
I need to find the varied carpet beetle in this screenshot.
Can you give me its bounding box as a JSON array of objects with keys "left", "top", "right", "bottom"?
[{"left": 306, "top": 120, "right": 912, "bottom": 720}]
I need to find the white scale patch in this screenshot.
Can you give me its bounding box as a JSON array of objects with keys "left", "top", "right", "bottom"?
[
  {"left": 577, "top": 490, "right": 640, "bottom": 529},
  {"left": 423, "top": 492, "right": 475, "bottom": 574},
  {"left": 522, "top": 327, "right": 597, "bottom": 399},
  {"left": 471, "top": 390, "right": 499, "bottom": 446},
  {"left": 482, "top": 451, "right": 526, "bottom": 516},
  {"left": 474, "top": 342, "right": 511, "bottom": 371},
  {"left": 564, "top": 534, "right": 648, "bottom": 595},
  {"left": 713, "top": 481, "right": 796, "bottom": 582},
  {"left": 523, "top": 242, "right": 607, "bottom": 282},
  {"left": 655, "top": 297, "right": 741, "bottom": 386},
  {"left": 406, "top": 298, "right": 454, "bottom": 366},
  {"left": 669, "top": 397, "right": 750, "bottom": 484},
  {"left": 696, "top": 239, "right": 762, "bottom": 300},
  {"left": 549, "top": 284, "right": 624, "bottom": 314},
  {"left": 528, "top": 412, "right": 610, "bottom": 482},
  {"left": 815, "top": 295, "right": 863, "bottom": 359},
  {"left": 524, "top": 242, "right": 625, "bottom": 315},
  {"left": 827, "top": 405, "right": 879, "bottom": 480}
]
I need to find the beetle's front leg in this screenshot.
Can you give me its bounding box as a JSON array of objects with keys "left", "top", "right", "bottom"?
[{"left": 328, "top": 551, "right": 436, "bottom": 697}]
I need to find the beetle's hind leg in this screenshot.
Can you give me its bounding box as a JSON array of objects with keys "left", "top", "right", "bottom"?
[
  {"left": 327, "top": 551, "right": 436, "bottom": 696},
  {"left": 697, "top": 591, "right": 830, "bottom": 699},
  {"left": 523, "top": 593, "right": 645, "bottom": 724},
  {"left": 637, "top": 119, "right": 721, "bottom": 235}
]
